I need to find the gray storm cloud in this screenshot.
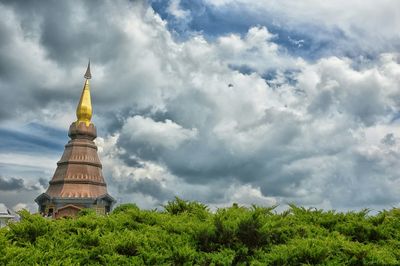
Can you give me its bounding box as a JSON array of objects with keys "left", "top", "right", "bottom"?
[{"left": 0, "top": 176, "right": 25, "bottom": 191}]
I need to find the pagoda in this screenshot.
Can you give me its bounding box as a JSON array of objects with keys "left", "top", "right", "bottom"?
[{"left": 35, "top": 62, "right": 115, "bottom": 218}]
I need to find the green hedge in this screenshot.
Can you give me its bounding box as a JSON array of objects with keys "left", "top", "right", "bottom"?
[{"left": 1, "top": 198, "right": 399, "bottom": 265}]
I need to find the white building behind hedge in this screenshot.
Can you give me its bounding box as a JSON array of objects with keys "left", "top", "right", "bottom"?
[{"left": 0, "top": 203, "right": 16, "bottom": 228}]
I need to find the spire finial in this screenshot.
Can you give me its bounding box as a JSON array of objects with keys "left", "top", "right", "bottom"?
[
  {"left": 76, "top": 61, "right": 93, "bottom": 126},
  {"left": 84, "top": 60, "right": 91, "bottom": 79}
]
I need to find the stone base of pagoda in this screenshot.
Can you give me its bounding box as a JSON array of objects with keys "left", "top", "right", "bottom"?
[{"left": 35, "top": 193, "right": 115, "bottom": 218}]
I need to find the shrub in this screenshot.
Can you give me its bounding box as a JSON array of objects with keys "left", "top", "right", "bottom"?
[
  {"left": 78, "top": 208, "right": 97, "bottom": 217},
  {"left": 6, "top": 210, "right": 51, "bottom": 244},
  {"left": 112, "top": 203, "right": 140, "bottom": 214},
  {"left": 0, "top": 202, "right": 399, "bottom": 265},
  {"left": 163, "top": 197, "right": 209, "bottom": 219}
]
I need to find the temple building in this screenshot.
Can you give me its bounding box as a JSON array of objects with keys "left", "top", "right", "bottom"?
[{"left": 35, "top": 62, "right": 115, "bottom": 218}]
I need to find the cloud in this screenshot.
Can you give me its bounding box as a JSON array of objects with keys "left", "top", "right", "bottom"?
[
  {"left": 167, "top": 0, "right": 191, "bottom": 20},
  {"left": 1, "top": 0, "right": 400, "bottom": 212},
  {"left": 120, "top": 115, "right": 197, "bottom": 151},
  {"left": 221, "top": 184, "right": 278, "bottom": 207},
  {"left": 119, "top": 177, "right": 174, "bottom": 201},
  {"left": 0, "top": 176, "right": 24, "bottom": 191},
  {"left": 216, "top": 26, "right": 301, "bottom": 74},
  {"left": 0, "top": 176, "right": 42, "bottom": 212},
  {"left": 153, "top": 0, "right": 400, "bottom": 59},
  {"left": 0, "top": 176, "right": 43, "bottom": 192},
  {"left": 381, "top": 133, "right": 396, "bottom": 146}
]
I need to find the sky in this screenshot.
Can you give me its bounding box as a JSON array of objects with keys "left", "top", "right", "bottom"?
[{"left": 0, "top": 0, "right": 400, "bottom": 212}]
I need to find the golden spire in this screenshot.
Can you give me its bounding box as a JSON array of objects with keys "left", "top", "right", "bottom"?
[{"left": 76, "top": 61, "right": 92, "bottom": 126}]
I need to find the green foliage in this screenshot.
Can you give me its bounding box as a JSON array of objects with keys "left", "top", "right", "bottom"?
[
  {"left": 1, "top": 203, "right": 400, "bottom": 265},
  {"left": 6, "top": 210, "right": 52, "bottom": 244},
  {"left": 112, "top": 203, "right": 139, "bottom": 214},
  {"left": 78, "top": 208, "right": 97, "bottom": 217},
  {"left": 163, "top": 197, "right": 209, "bottom": 220}
]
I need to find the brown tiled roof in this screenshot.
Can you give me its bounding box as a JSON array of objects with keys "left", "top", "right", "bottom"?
[{"left": 45, "top": 121, "right": 109, "bottom": 199}]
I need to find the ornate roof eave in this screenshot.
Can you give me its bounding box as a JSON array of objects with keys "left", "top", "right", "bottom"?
[
  {"left": 35, "top": 193, "right": 51, "bottom": 203},
  {"left": 96, "top": 193, "right": 117, "bottom": 203}
]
